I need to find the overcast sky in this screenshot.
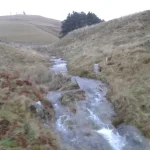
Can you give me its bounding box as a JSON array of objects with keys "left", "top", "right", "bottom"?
[{"left": 0, "top": 0, "right": 149, "bottom": 21}]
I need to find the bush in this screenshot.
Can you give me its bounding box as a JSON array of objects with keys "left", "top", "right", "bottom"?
[{"left": 60, "top": 11, "right": 104, "bottom": 37}]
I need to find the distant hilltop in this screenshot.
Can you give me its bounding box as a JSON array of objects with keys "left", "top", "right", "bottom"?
[
  {"left": 10, "top": 11, "right": 26, "bottom": 15},
  {"left": 0, "top": 14, "right": 61, "bottom": 44}
]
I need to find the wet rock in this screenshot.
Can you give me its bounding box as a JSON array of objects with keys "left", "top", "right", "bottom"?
[
  {"left": 117, "top": 124, "right": 150, "bottom": 149},
  {"left": 29, "top": 101, "right": 48, "bottom": 121}
]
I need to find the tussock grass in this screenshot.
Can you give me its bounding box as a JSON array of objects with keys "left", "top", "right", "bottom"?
[
  {"left": 49, "top": 74, "right": 79, "bottom": 91},
  {"left": 0, "top": 43, "right": 67, "bottom": 149},
  {"left": 0, "top": 73, "right": 65, "bottom": 150},
  {"left": 61, "top": 90, "right": 86, "bottom": 113},
  {"left": 0, "top": 43, "right": 52, "bottom": 84},
  {"left": 48, "top": 10, "right": 150, "bottom": 137}
]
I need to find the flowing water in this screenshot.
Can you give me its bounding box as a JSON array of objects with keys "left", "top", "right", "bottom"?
[{"left": 47, "top": 57, "right": 150, "bottom": 150}]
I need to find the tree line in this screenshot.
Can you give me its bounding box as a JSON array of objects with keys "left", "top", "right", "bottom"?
[{"left": 60, "top": 11, "right": 104, "bottom": 37}]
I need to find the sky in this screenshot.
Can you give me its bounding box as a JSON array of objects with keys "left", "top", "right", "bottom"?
[{"left": 0, "top": 0, "right": 149, "bottom": 21}]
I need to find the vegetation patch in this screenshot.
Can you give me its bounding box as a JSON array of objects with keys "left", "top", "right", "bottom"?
[
  {"left": 0, "top": 43, "right": 67, "bottom": 149},
  {"left": 49, "top": 74, "right": 79, "bottom": 91},
  {"left": 60, "top": 90, "right": 86, "bottom": 113},
  {"left": 0, "top": 72, "right": 65, "bottom": 150}
]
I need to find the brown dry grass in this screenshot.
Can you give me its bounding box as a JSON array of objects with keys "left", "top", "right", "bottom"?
[
  {"left": 0, "top": 43, "right": 53, "bottom": 85},
  {"left": 47, "top": 10, "right": 150, "bottom": 138},
  {"left": 61, "top": 91, "right": 86, "bottom": 113},
  {"left": 49, "top": 74, "right": 79, "bottom": 91},
  {"left": 0, "top": 72, "right": 65, "bottom": 150},
  {"left": 0, "top": 43, "right": 67, "bottom": 149}
]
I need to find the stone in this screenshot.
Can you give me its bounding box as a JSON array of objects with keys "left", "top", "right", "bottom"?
[
  {"left": 93, "top": 64, "right": 101, "bottom": 73},
  {"left": 29, "top": 101, "right": 46, "bottom": 120}
]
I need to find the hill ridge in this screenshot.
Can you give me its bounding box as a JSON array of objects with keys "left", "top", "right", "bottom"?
[{"left": 0, "top": 15, "right": 61, "bottom": 44}]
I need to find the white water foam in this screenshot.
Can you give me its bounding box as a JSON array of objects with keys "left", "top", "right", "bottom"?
[
  {"left": 87, "top": 108, "right": 105, "bottom": 127},
  {"left": 51, "top": 63, "right": 68, "bottom": 74},
  {"left": 56, "top": 115, "right": 69, "bottom": 132},
  {"left": 97, "top": 128, "right": 126, "bottom": 150}
]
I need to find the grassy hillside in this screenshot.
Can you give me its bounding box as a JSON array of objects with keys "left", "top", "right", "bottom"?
[
  {"left": 0, "top": 43, "right": 67, "bottom": 150},
  {"left": 49, "top": 10, "right": 150, "bottom": 137},
  {"left": 0, "top": 15, "right": 61, "bottom": 44}
]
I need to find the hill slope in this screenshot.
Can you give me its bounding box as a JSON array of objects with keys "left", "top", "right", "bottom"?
[
  {"left": 49, "top": 10, "right": 150, "bottom": 137},
  {"left": 0, "top": 43, "right": 67, "bottom": 149},
  {"left": 0, "top": 15, "right": 61, "bottom": 44}
]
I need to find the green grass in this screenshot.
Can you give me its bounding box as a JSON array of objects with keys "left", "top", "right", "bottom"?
[{"left": 0, "top": 138, "right": 19, "bottom": 149}]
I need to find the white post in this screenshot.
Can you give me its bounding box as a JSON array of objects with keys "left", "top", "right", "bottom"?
[
  {"left": 94, "top": 64, "right": 99, "bottom": 73},
  {"left": 106, "top": 57, "right": 108, "bottom": 65}
]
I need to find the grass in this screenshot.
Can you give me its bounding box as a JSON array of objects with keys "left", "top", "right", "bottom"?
[
  {"left": 0, "top": 43, "right": 68, "bottom": 150},
  {"left": 47, "top": 10, "right": 150, "bottom": 138},
  {"left": 0, "top": 43, "right": 52, "bottom": 84},
  {"left": 0, "top": 15, "right": 61, "bottom": 44},
  {"left": 49, "top": 74, "right": 79, "bottom": 91},
  {"left": 60, "top": 90, "right": 86, "bottom": 113},
  {"left": 0, "top": 73, "right": 64, "bottom": 150},
  {"left": 0, "top": 138, "right": 19, "bottom": 149}
]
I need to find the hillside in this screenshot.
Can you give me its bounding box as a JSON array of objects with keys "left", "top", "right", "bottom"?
[
  {"left": 0, "top": 15, "right": 61, "bottom": 44},
  {"left": 0, "top": 43, "right": 68, "bottom": 149},
  {"left": 49, "top": 10, "right": 150, "bottom": 137}
]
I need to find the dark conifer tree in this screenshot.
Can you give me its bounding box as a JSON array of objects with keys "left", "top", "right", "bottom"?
[{"left": 60, "top": 11, "right": 104, "bottom": 37}]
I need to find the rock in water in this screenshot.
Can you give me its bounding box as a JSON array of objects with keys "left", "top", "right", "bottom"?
[{"left": 117, "top": 124, "right": 150, "bottom": 149}]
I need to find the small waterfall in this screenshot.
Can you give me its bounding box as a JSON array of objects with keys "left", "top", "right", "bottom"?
[
  {"left": 47, "top": 57, "right": 150, "bottom": 150},
  {"left": 86, "top": 108, "right": 105, "bottom": 127},
  {"left": 97, "top": 128, "right": 126, "bottom": 150},
  {"left": 56, "top": 115, "right": 69, "bottom": 132}
]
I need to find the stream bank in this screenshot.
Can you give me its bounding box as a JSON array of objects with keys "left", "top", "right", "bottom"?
[{"left": 47, "top": 57, "right": 150, "bottom": 150}]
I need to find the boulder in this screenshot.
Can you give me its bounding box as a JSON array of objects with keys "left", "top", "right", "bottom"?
[{"left": 29, "top": 101, "right": 48, "bottom": 122}]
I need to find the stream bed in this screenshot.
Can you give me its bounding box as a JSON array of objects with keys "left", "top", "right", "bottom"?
[{"left": 47, "top": 57, "right": 150, "bottom": 150}]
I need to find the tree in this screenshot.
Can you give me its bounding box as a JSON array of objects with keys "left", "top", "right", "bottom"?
[
  {"left": 87, "top": 12, "right": 102, "bottom": 26},
  {"left": 60, "top": 11, "right": 87, "bottom": 37},
  {"left": 60, "top": 11, "right": 104, "bottom": 37}
]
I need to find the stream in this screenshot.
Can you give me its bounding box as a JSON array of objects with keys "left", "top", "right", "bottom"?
[{"left": 47, "top": 57, "right": 150, "bottom": 150}]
